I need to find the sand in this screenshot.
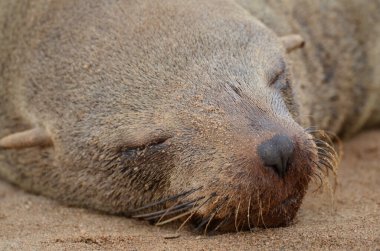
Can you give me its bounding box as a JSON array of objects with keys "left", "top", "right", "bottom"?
[{"left": 0, "top": 130, "right": 379, "bottom": 250}]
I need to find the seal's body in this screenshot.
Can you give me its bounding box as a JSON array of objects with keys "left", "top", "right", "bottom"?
[{"left": 0, "top": 0, "right": 379, "bottom": 232}]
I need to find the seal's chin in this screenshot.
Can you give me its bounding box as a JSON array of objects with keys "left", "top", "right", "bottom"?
[
  {"left": 188, "top": 191, "right": 304, "bottom": 233},
  {"left": 256, "top": 193, "right": 303, "bottom": 228}
]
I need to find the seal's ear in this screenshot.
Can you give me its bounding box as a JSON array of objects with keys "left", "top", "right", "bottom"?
[
  {"left": 280, "top": 34, "right": 305, "bottom": 53},
  {"left": 0, "top": 127, "right": 52, "bottom": 149}
]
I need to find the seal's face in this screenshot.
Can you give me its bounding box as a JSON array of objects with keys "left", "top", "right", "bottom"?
[{"left": 112, "top": 16, "right": 321, "bottom": 231}]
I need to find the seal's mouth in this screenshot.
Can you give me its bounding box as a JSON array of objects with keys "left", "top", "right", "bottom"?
[
  {"left": 256, "top": 193, "right": 303, "bottom": 228},
  {"left": 279, "top": 195, "right": 299, "bottom": 208}
]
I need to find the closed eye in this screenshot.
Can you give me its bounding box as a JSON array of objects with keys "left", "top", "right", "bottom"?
[
  {"left": 121, "top": 136, "right": 171, "bottom": 159},
  {"left": 268, "top": 65, "right": 291, "bottom": 91},
  {"left": 268, "top": 58, "right": 287, "bottom": 88},
  {"left": 269, "top": 72, "right": 283, "bottom": 87}
]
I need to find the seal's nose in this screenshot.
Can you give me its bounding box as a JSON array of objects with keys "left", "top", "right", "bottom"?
[{"left": 257, "top": 134, "right": 295, "bottom": 178}]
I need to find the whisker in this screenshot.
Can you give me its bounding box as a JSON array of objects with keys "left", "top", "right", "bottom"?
[
  {"left": 204, "top": 196, "right": 232, "bottom": 235},
  {"left": 175, "top": 202, "right": 201, "bottom": 231},
  {"left": 309, "top": 158, "right": 328, "bottom": 175},
  {"left": 154, "top": 195, "right": 206, "bottom": 223},
  {"left": 314, "top": 139, "right": 338, "bottom": 153},
  {"left": 176, "top": 193, "right": 217, "bottom": 232},
  {"left": 318, "top": 158, "right": 335, "bottom": 174},
  {"left": 306, "top": 155, "right": 326, "bottom": 187},
  {"left": 305, "top": 127, "right": 338, "bottom": 140},
  {"left": 305, "top": 126, "right": 324, "bottom": 132},
  {"left": 234, "top": 200, "right": 241, "bottom": 233},
  {"left": 305, "top": 129, "right": 341, "bottom": 175},
  {"left": 131, "top": 187, "right": 202, "bottom": 213},
  {"left": 195, "top": 201, "right": 220, "bottom": 232},
  {"left": 209, "top": 212, "right": 233, "bottom": 234},
  {"left": 257, "top": 192, "right": 267, "bottom": 228},
  {"left": 196, "top": 196, "right": 228, "bottom": 232},
  {"left": 132, "top": 199, "right": 197, "bottom": 219},
  {"left": 154, "top": 211, "right": 193, "bottom": 226},
  {"left": 247, "top": 196, "right": 252, "bottom": 232},
  {"left": 203, "top": 212, "right": 217, "bottom": 235},
  {"left": 311, "top": 170, "right": 324, "bottom": 191},
  {"left": 147, "top": 199, "right": 203, "bottom": 221},
  {"left": 316, "top": 147, "right": 338, "bottom": 161}
]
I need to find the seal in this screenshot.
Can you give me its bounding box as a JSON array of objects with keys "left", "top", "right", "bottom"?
[{"left": 0, "top": 0, "right": 379, "bottom": 232}]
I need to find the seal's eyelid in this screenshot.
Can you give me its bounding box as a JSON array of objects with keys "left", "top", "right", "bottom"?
[
  {"left": 268, "top": 69, "right": 285, "bottom": 87},
  {"left": 147, "top": 136, "right": 171, "bottom": 147},
  {"left": 121, "top": 136, "right": 171, "bottom": 157},
  {"left": 148, "top": 133, "right": 173, "bottom": 146},
  {"left": 268, "top": 59, "right": 286, "bottom": 87}
]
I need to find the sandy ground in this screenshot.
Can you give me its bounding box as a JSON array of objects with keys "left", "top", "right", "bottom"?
[{"left": 0, "top": 130, "right": 379, "bottom": 250}]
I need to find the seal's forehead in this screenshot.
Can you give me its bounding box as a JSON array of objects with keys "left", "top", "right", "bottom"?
[
  {"left": 190, "top": 14, "right": 285, "bottom": 72},
  {"left": 100, "top": 0, "right": 287, "bottom": 95},
  {"left": 202, "top": 14, "right": 286, "bottom": 69},
  {"left": 126, "top": 0, "right": 283, "bottom": 57}
]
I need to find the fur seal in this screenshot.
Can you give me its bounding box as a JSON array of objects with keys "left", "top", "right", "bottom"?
[{"left": 0, "top": 0, "right": 379, "bottom": 232}]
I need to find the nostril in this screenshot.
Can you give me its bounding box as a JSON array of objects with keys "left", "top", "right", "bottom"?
[{"left": 257, "top": 134, "right": 295, "bottom": 178}]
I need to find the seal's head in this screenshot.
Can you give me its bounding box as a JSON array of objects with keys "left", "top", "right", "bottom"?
[
  {"left": 76, "top": 3, "right": 336, "bottom": 232},
  {"left": 3, "top": 1, "right": 337, "bottom": 233}
]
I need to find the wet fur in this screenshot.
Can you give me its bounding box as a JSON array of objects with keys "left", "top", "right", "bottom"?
[{"left": 0, "top": 0, "right": 379, "bottom": 232}]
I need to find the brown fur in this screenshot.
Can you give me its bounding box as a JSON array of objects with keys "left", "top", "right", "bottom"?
[{"left": 0, "top": 0, "right": 379, "bottom": 232}]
